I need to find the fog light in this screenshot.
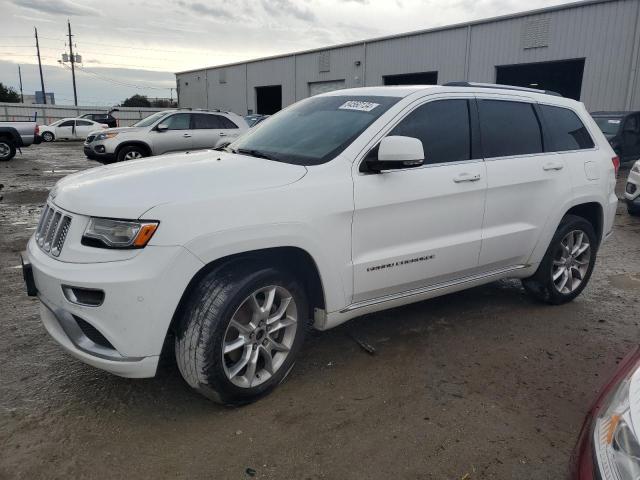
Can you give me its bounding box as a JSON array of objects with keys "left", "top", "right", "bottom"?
[
  {"left": 95, "top": 145, "right": 105, "bottom": 153},
  {"left": 62, "top": 285, "right": 105, "bottom": 307}
]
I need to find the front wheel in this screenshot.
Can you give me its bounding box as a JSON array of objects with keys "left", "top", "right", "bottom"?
[
  {"left": 42, "top": 131, "right": 55, "bottom": 142},
  {"left": 523, "top": 214, "right": 597, "bottom": 305},
  {"left": 116, "top": 145, "right": 146, "bottom": 162},
  {"left": 0, "top": 139, "right": 16, "bottom": 161},
  {"left": 175, "top": 264, "right": 309, "bottom": 404}
]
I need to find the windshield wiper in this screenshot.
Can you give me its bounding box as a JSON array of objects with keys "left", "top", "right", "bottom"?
[{"left": 236, "top": 148, "right": 279, "bottom": 161}]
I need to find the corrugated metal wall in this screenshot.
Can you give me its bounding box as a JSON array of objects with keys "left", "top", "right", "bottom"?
[
  {"left": 0, "top": 103, "right": 169, "bottom": 126},
  {"left": 177, "top": 0, "right": 640, "bottom": 113}
]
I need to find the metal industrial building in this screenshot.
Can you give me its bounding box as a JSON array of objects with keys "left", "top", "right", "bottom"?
[{"left": 176, "top": 0, "right": 640, "bottom": 114}]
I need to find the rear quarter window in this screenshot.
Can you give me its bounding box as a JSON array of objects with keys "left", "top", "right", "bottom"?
[{"left": 541, "top": 105, "right": 595, "bottom": 151}]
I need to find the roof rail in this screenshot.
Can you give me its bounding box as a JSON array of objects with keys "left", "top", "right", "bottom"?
[{"left": 443, "top": 81, "right": 562, "bottom": 97}]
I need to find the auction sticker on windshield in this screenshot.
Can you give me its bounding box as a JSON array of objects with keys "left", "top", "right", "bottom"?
[{"left": 339, "top": 101, "right": 380, "bottom": 112}]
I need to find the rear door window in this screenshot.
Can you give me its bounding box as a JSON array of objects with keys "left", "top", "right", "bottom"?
[
  {"left": 218, "top": 116, "right": 239, "bottom": 129},
  {"left": 193, "top": 113, "right": 222, "bottom": 129},
  {"left": 540, "top": 105, "right": 595, "bottom": 151},
  {"left": 478, "top": 100, "right": 543, "bottom": 158},
  {"left": 389, "top": 99, "right": 471, "bottom": 164},
  {"left": 59, "top": 120, "right": 75, "bottom": 127}
]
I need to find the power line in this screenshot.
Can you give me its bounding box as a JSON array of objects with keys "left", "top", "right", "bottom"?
[{"left": 64, "top": 63, "right": 173, "bottom": 91}]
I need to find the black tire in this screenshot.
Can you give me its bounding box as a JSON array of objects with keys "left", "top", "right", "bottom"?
[
  {"left": 522, "top": 214, "right": 598, "bottom": 305},
  {"left": 42, "top": 131, "right": 55, "bottom": 142},
  {"left": 0, "top": 139, "right": 16, "bottom": 161},
  {"left": 116, "top": 145, "right": 146, "bottom": 162},
  {"left": 175, "top": 263, "right": 310, "bottom": 405},
  {"left": 628, "top": 202, "right": 640, "bottom": 216}
]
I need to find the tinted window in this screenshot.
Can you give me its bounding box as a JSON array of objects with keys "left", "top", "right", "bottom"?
[
  {"left": 193, "top": 113, "right": 222, "bottom": 129},
  {"left": 76, "top": 120, "right": 93, "bottom": 126},
  {"left": 218, "top": 116, "right": 239, "bottom": 129},
  {"left": 390, "top": 99, "right": 471, "bottom": 164},
  {"left": 163, "top": 113, "right": 191, "bottom": 130},
  {"left": 541, "top": 105, "right": 594, "bottom": 151},
  {"left": 59, "top": 120, "right": 75, "bottom": 127},
  {"left": 593, "top": 116, "right": 622, "bottom": 136},
  {"left": 479, "top": 100, "right": 543, "bottom": 158}
]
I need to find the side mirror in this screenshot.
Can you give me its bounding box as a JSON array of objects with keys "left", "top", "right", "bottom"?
[
  {"left": 365, "top": 136, "right": 424, "bottom": 173},
  {"left": 156, "top": 123, "right": 169, "bottom": 132}
]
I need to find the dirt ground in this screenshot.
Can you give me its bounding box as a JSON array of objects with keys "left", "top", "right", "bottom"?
[{"left": 1, "top": 142, "right": 639, "bottom": 480}]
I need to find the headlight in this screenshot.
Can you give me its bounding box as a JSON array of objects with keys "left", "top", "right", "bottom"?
[
  {"left": 632, "top": 162, "right": 640, "bottom": 174},
  {"left": 95, "top": 132, "right": 118, "bottom": 141},
  {"left": 82, "top": 218, "right": 158, "bottom": 249},
  {"left": 593, "top": 357, "right": 640, "bottom": 479}
]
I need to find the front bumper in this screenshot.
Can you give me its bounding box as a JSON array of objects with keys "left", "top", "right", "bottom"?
[
  {"left": 25, "top": 237, "right": 203, "bottom": 378},
  {"left": 84, "top": 143, "right": 115, "bottom": 162}
]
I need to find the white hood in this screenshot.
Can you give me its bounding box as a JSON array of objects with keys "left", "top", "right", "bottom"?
[{"left": 51, "top": 150, "right": 308, "bottom": 218}]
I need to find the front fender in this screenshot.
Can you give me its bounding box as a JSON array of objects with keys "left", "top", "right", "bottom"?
[{"left": 183, "top": 223, "right": 348, "bottom": 313}]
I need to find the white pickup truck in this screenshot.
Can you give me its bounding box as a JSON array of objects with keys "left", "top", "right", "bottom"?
[
  {"left": 22, "top": 84, "right": 618, "bottom": 404},
  {"left": 0, "top": 120, "right": 41, "bottom": 161}
]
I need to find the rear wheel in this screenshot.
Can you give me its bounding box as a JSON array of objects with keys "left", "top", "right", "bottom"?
[
  {"left": 523, "top": 214, "right": 597, "bottom": 305},
  {"left": 117, "top": 145, "right": 146, "bottom": 162},
  {"left": 42, "top": 131, "right": 55, "bottom": 142},
  {"left": 175, "top": 264, "right": 309, "bottom": 404},
  {"left": 0, "top": 139, "right": 16, "bottom": 161}
]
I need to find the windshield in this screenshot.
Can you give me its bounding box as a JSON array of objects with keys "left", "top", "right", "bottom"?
[
  {"left": 132, "top": 111, "right": 168, "bottom": 127},
  {"left": 594, "top": 116, "right": 622, "bottom": 136},
  {"left": 229, "top": 95, "right": 400, "bottom": 165}
]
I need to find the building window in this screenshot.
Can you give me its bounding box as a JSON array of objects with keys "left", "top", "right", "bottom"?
[{"left": 318, "top": 51, "right": 330, "bottom": 73}]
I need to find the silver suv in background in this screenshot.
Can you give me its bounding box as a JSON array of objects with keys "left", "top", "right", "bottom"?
[{"left": 84, "top": 109, "right": 249, "bottom": 163}]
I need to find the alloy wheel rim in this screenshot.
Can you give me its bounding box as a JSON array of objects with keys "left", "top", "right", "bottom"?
[
  {"left": 43, "top": 133, "right": 53, "bottom": 141},
  {"left": 552, "top": 229, "right": 591, "bottom": 294},
  {"left": 0, "top": 142, "right": 9, "bottom": 158},
  {"left": 124, "top": 151, "right": 142, "bottom": 160},
  {"left": 222, "top": 285, "right": 298, "bottom": 388}
]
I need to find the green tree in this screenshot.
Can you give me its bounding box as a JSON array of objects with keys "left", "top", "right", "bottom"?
[
  {"left": 121, "top": 94, "right": 151, "bottom": 107},
  {"left": 0, "top": 82, "right": 21, "bottom": 103}
]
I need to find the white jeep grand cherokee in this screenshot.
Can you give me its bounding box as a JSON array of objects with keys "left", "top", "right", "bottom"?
[{"left": 23, "top": 84, "right": 618, "bottom": 404}]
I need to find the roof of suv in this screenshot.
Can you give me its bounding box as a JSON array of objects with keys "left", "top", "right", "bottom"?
[{"left": 322, "top": 83, "right": 565, "bottom": 98}]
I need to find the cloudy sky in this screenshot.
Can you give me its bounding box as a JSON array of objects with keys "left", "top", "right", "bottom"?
[{"left": 1, "top": 0, "right": 569, "bottom": 106}]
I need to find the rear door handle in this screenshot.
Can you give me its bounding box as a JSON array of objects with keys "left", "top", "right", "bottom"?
[
  {"left": 219, "top": 132, "right": 227, "bottom": 137},
  {"left": 183, "top": 133, "right": 192, "bottom": 138},
  {"left": 453, "top": 173, "right": 481, "bottom": 183},
  {"left": 543, "top": 162, "right": 564, "bottom": 171}
]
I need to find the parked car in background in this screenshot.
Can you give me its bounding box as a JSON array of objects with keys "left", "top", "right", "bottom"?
[
  {"left": 625, "top": 160, "right": 640, "bottom": 215},
  {"left": 244, "top": 114, "right": 269, "bottom": 128},
  {"left": 23, "top": 84, "right": 617, "bottom": 404},
  {"left": 79, "top": 110, "right": 118, "bottom": 128},
  {"left": 592, "top": 111, "right": 640, "bottom": 163},
  {"left": 0, "top": 120, "right": 41, "bottom": 161},
  {"left": 83, "top": 109, "right": 248, "bottom": 163},
  {"left": 571, "top": 345, "right": 640, "bottom": 480},
  {"left": 40, "top": 118, "right": 108, "bottom": 142}
]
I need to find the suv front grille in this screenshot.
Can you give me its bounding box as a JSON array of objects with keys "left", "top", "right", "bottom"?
[{"left": 35, "top": 204, "right": 72, "bottom": 257}]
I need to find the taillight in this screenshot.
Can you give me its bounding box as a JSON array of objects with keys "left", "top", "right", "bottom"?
[
  {"left": 35, "top": 125, "right": 39, "bottom": 135},
  {"left": 612, "top": 156, "right": 620, "bottom": 177}
]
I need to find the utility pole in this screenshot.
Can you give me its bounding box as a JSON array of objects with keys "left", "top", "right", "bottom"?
[
  {"left": 34, "top": 27, "right": 47, "bottom": 104},
  {"left": 18, "top": 65, "right": 24, "bottom": 103},
  {"left": 67, "top": 19, "right": 78, "bottom": 106}
]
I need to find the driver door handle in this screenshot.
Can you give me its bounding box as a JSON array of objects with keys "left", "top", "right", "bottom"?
[
  {"left": 453, "top": 173, "right": 481, "bottom": 183},
  {"left": 182, "top": 133, "right": 192, "bottom": 138},
  {"left": 219, "top": 132, "right": 227, "bottom": 136},
  {"left": 543, "top": 161, "right": 564, "bottom": 171}
]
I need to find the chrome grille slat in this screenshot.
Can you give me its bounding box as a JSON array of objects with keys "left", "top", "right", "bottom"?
[
  {"left": 37, "top": 207, "right": 55, "bottom": 247},
  {"left": 51, "top": 216, "right": 71, "bottom": 257},
  {"left": 35, "top": 203, "right": 72, "bottom": 257},
  {"left": 43, "top": 211, "right": 61, "bottom": 251}
]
